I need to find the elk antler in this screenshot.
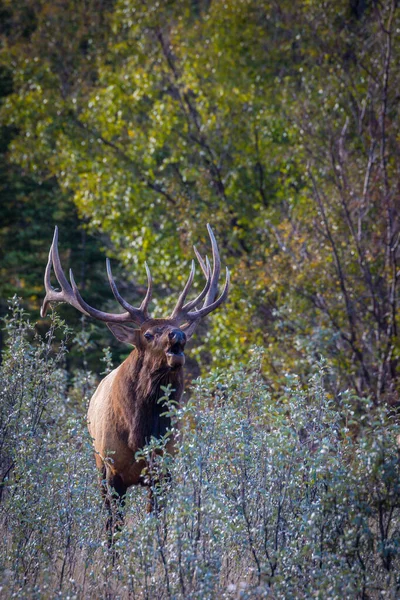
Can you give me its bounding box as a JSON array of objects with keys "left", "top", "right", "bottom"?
[
  {"left": 41, "top": 225, "right": 229, "bottom": 334},
  {"left": 170, "top": 224, "right": 230, "bottom": 335},
  {"left": 41, "top": 227, "right": 152, "bottom": 325}
]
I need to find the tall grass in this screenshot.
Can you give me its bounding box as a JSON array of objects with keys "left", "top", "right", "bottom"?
[{"left": 0, "top": 301, "right": 399, "bottom": 599}]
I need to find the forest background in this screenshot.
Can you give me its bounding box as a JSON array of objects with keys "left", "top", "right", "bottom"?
[{"left": 1, "top": 0, "right": 399, "bottom": 405}]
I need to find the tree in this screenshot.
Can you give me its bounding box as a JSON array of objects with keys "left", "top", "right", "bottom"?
[{"left": 1, "top": 0, "right": 399, "bottom": 402}]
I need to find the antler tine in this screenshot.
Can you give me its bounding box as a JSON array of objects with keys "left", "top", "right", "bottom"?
[
  {"left": 171, "top": 246, "right": 215, "bottom": 321},
  {"left": 181, "top": 267, "right": 230, "bottom": 336},
  {"left": 179, "top": 225, "right": 230, "bottom": 335},
  {"left": 41, "top": 227, "right": 91, "bottom": 318},
  {"left": 106, "top": 259, "right": 150, "bottom": 323},
  {"left": 51, "top": 226, "right": 71, "bottom": 291},
  {"left": 181, "top": 256, "right": 211, "bottom": 312},
  {"left": 139, "top": 262, "right": 153, "bottom": 318},
  {"left": 69, "top": 268, "right": 145, "bottom": 324},
  {"left": 41, "top": 241, "right": 57, "bottom": 318},
  {"left": 204, "top": 224, "right": 221, "bottom": 306},
  {"left": 193, "top": 246, "right": 208, "bottom": 278},
  {"left": 170, "top": 260, "right": 196, "bottom": 319},
  {"left": 187, "top": 267, "right": 230, "bottom": 320}
]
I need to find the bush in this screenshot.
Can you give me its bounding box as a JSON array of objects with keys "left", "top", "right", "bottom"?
[{"left": 0, "top": 304, "right": 399, "bottom": 598}]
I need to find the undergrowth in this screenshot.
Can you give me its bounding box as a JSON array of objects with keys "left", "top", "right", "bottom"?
[{"left": 0, "top": 300, "right": 399, "bottom": 599}]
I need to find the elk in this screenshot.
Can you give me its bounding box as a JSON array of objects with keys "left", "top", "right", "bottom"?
[{"left": 41, "top": 225, "right": 229, "bottom": 533}]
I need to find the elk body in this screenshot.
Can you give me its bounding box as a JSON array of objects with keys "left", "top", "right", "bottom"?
[{"left": 41, "top": 225, "right": 229, "bottom": 533}]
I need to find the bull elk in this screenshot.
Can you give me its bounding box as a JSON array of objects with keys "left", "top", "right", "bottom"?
[{"left": 41, "top": 225, "right": 229, "bottom": 534}]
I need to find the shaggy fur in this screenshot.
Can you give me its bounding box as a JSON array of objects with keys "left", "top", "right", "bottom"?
[{"left": 87, "top": 320, "right": 185, "bottom": 535}]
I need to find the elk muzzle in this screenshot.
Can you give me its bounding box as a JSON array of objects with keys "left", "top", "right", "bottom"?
[{"left": 166, "top": 330, "right": 186, "bottom": 368}]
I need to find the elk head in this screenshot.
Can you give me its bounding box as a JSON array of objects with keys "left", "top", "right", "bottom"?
[{"left": 41, "top": 225, "right": 230, "bottom": 366}]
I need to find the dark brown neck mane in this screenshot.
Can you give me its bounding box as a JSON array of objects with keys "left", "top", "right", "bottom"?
[{"left": 111, "top": 348, "right": 184, "bottom": 451}]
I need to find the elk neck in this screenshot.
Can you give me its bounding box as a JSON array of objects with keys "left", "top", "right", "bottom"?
[{"left": 111, "top": 347, "right": 184, "bottom": 449}]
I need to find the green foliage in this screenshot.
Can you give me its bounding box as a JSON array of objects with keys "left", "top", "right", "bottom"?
[
  {"left": 1, "top": 0, "right": 399, "bottom": 400},
  {"left": 0, "top": 58, "right": 125, "bottom": 371},
  {"left": 1, "top": 306, "right": 399, "bottom": 598}
]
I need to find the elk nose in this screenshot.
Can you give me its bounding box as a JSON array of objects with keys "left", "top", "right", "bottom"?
[{"left": 168, "top": 330, "right": 186, "bottom": 345}]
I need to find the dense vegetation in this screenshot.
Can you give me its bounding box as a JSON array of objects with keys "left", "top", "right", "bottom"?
[
  {"left": 0, "top": 303, "right": 399, "bottom": 599},
  {"left": 1, "top": 1, "right": 399, "bottom": 597}
]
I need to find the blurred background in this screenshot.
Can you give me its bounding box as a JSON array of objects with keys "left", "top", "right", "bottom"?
[{"left": 1, "top": 0, "right": 399, "bottom": 402}]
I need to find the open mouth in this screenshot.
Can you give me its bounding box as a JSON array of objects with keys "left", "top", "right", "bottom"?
[
  {"left": 168, "top": 342, "right": 184, "bottom": 355},
  {"left": 166, "top": 343, "right": 185, "bottom": 367}
]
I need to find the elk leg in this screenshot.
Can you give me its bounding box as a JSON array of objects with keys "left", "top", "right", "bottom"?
[
  {"left": 100, "top": 468, "right": 128, "bottom": 546},
  {"left": 110, "top": 473, "right": 128, "bottom": 533}
]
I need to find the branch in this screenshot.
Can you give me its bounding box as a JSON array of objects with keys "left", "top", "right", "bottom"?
[
  {"left": 71, "top": 114, "right": 177, "bottom": 205},
  {"left": 308, "top": 167, "right": 357, "bottom": 342}
]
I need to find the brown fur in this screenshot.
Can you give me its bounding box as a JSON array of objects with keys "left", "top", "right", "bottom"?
[
  {"left": 87, "top": 321, "right": 186, "bottom": 536},
  {"left": 110, "top": 345, "right": 183, "bottom": 460}
]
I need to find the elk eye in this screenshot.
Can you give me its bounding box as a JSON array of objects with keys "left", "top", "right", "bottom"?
[{"left": 144, "top": 332, "right": 153, "bottom": 341}]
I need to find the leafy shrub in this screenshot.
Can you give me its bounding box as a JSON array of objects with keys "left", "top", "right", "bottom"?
[{"left": 0, "top": 304, "right": 399, "bottom": 598}]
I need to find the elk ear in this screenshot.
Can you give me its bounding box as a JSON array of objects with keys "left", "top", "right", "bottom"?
[{"left": 106, "top": 323, "right": 142, "bottom": 347}]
